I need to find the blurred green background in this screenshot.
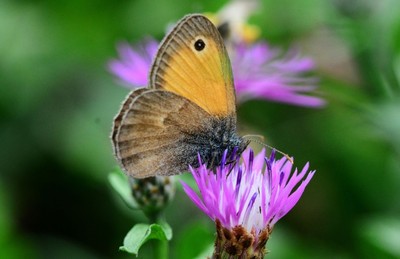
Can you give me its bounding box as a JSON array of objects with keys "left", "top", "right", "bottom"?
[{"left": 1, "top": 0, "right": 400, "bottom": 258}]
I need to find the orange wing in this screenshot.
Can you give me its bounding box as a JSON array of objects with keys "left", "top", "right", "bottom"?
[{"left": 149, "top": 14, "right": 236, "bottom": 116}]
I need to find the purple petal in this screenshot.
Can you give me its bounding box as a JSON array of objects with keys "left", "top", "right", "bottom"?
[
  {"left": 181, "top": 148, "right": 315, "bottom": 232},
  {"left": 231, "top": 41, "right": 325, "bottom": 108},
  {"left": 180, "top": 180, "right": 210, "bottom": 217},
  {"left": 108, "top": 39, "right": 158, "bottom": 88}
]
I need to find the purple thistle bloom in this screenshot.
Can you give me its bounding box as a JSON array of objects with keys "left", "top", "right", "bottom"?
[
  {"left": 181, "top": 148, "right": 315, "bottom": 257},
  {"left": 108, "top": 39, "right": 158, "bottom": 87},
  {"left": 232, "top": 43, "right": 325, "bottom": 107},
  {"left": 108, "top": 39, "right": 325, "bottom": 108}
]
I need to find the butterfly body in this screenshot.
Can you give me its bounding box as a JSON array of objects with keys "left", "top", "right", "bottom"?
[
  {"left": 179, "top": 113, "right": 247, "bottom": 170},
  {"left": 112, "top": 14, "right": 249, "bottom": 178}
]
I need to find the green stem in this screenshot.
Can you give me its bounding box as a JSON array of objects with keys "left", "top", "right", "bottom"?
[
  {"left": 152, "top": 213, "right": 169, "bottom": 259},
  {"left": 155, "top": 238, "right": 168, "bottom": 259}
]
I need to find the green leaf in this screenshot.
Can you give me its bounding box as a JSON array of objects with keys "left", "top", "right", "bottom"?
[
  {"left": 108, "top": 169, "right": 138, "bottom": 209},
  {"left": 159, "top": 220, "right": 173, "bottom": 241},
  {"left": 120, "top": 222, "right": 172, "bottom": 255}
]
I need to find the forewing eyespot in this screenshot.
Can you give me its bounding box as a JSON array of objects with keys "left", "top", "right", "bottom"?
[{"left": 194, "top": 39, "right": 206, "bottom": 51}]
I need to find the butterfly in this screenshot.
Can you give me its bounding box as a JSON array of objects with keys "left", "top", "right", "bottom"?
[{"left": 111, "top": 14, "right": 250, "bottom": 178}]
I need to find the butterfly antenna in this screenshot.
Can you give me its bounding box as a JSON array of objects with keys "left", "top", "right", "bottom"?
[{"left": 243, "top": 135, "right": 294, "bottom": 164}]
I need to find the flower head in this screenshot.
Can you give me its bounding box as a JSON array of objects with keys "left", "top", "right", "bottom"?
[
  {"left": 108, "top": 39, "right": 324, "bottom": 107},
  {"left": 129, "top": 175, "right": 175, "bottom": 219},
  {"left": 232, "top": 42, "right": 325, "bottom": 107},
  {"left": 181, "top": 148, "right": 315, "bottom": 257}
]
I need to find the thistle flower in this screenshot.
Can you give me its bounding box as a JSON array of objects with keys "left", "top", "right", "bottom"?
[
  {"left": 108, "top": 38, "right": 324, "bottom": 107},
  {"left": 231, "top": 42, "right": 324, "bottom": 107},
  {"left": 181, "top": 149, "right": 315, "bottom": 258}
]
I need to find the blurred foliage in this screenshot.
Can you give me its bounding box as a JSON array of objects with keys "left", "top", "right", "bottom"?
[{"left": 1, "top": 0, "right": 399, "bottom": 258}]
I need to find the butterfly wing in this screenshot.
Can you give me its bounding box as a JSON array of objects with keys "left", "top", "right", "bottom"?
[
  {"left": 149, "top": 14, "right": 236, "bottom": 117},
  {"left": 111, "top": 88, "right": 149, "bottom": 154},
  {"left": 111, "top": 14, "right": 246, "bottom": 178},
  {"left": 112, "top": 89, "right": 212, "bottom": 178}
]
